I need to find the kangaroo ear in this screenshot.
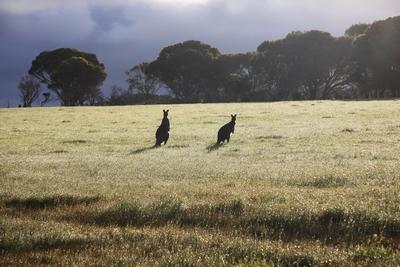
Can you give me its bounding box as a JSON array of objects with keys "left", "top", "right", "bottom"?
[
  {"left": 163, "top": 109, "right": 165, "bottom": 112},
  {"left": 234, "top": 114, "right": 237, "bottom": 117},
  {"left": 231, "top": 114, "right": 234, "bottom": 118},
  {"left": 167, "top": 109, "right": 169, "bottom": 112}
]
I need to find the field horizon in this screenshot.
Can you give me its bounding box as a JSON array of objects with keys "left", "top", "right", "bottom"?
[{"left": 1, "top": 100, "right": 399, "bottom": 266}]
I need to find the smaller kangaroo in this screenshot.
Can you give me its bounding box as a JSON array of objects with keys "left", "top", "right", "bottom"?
[
  {"left": 155, "top": 109, "right": 170, "bottom": 146},
  {"left": 217, "top": 114, "right": 236, "bottom": 144}
]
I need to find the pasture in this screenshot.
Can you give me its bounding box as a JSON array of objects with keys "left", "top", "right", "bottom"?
[{"left": 0, "top": 101, "right": 399, "bottom": 266}]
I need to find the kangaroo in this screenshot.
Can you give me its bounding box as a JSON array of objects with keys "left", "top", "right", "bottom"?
[
  {"left": 217, "top": 114, "right": 236, "bottom": 144},
  {"left": 155, "top": 109, "right": 170, "bottom": 146}
]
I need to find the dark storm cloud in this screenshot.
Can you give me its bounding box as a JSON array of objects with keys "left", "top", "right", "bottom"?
[
  {"left": 1, "top": 0, "right": 399, "bottom": 106},
  {"left": 90, "top": 7, "right": 134, "bottom": 32}
]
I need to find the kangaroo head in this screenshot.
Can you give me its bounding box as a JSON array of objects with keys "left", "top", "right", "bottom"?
[
  {"left": 231, "top": 114, "right": 237, "bottom": 122},
  {"left": 163, "top": 109, "right": 169, "bottom": 118}
]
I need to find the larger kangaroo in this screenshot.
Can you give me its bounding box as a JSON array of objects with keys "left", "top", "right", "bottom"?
[
  {"left": 155, "top": 109, "right": 170, "bottom": 146},
  {"left": 217, "top": 114, "right": 236, "bottom": 144}
]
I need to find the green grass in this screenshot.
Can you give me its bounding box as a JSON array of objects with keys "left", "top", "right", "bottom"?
[{"left": 0, "top": 100, "right": 400, "bottom": 266}]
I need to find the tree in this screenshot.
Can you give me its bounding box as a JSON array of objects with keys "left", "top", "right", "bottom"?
[
  {"left": 108, "top": 85, "right": 125, "bottom": 105},
  {"left": 18, "top": 75, "right": 40, "bottom": 107},
  {"left": 148, "top": 40, "right": 221, "bottom": 102},
  {"left": 87, "top": 87, "right": 105, "bottom": 105},
  {"left": 353, "top": 16, "right": 400, "bottom": 98},
  {"left": 252, "top": 43, "right": 298, "bottom": 101},
  {"left": 41, "top": 92, "right": 51, "bottom": 107},
  {"left": 257, "top": 31, "right": 353, "bottom": 100},
  {"left": 126, "top": 62, "right": 162, "bottom": 102},
  {"left": 217, "top": 53, "right": 254, "bottom": 102},
  {"left": 345, "top": 23, "right": 370, "bottom": 38},
  {"left": 51, "top": 56, "right": 106, "bottom": 105},
  {"left": 319, "top": 37, "right": 355, "bottom": 99},
  {"left": 29, "top": 48, "right": 107, "bottom": 106},
  {"left": 106, "top": 84, "right": 172, "bottom": 105}
]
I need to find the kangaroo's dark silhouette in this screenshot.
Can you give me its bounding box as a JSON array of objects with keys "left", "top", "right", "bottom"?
[
  {"left": 155, "top": 109, "right": 170, "bottom": 146},
  {"left": 217, "top": 114, "right": 236, "bottom": 144}
]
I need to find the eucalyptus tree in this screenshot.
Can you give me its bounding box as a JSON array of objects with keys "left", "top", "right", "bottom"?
[{"left": 29, "top": 48, "right": 107, "bottom": 106}]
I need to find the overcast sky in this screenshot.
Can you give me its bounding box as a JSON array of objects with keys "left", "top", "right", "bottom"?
[{"left": 1, "top": 0, "right": 399, "bottom": 106}]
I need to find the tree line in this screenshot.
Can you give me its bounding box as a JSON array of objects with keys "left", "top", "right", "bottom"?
[{"left": 18, "top": 16, "right": 400, "bottom": 106}]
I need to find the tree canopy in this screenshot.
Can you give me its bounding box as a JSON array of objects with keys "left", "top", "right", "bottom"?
[
  {"left": 126, "top": 62, "right": 162, "bottom": 103},
  {"left": 127, "top": 17, "right": 399, "bottom": 104},
  {"left": 345, "top": 23, "right": 370, "bottom": 38},
  {"left": 253, "top": 30, "right": 353, "bottom": 100},
  {"left": 353, "top": 16, "right": 400, "bottom": 97},
  {"left": 148, "top": 40, "right": 222, "bottom": 102},
  {"left": 29, "top": 48, "right": 106, "bottom": 106}
]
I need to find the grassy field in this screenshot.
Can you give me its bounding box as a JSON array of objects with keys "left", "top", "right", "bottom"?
[{"left": 0, "top": 100, "right": 400, "bottom": 266}]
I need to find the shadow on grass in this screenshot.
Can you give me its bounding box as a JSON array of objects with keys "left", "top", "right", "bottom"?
[
  {"left": 207, "top": 143, "right": 223, "bottom": 152},
  {"left": 5, "top": 195, "right": 101, "bottom": 210},
  {"left": 129, "top": 146, "right": 158, "bottom": 155},
  {"left": 0, "top": 237, "right": 92, "bottom": 253},
  {"left": 70, "top": 198, "right": 244, "bottom": 228},
  {"left": 68, "top": 198, "right": 400, "bottom": 247}
]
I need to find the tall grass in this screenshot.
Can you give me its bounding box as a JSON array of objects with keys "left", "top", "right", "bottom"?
[{"left": 1, "top": 101, "right": 400, "bottom": 265}]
